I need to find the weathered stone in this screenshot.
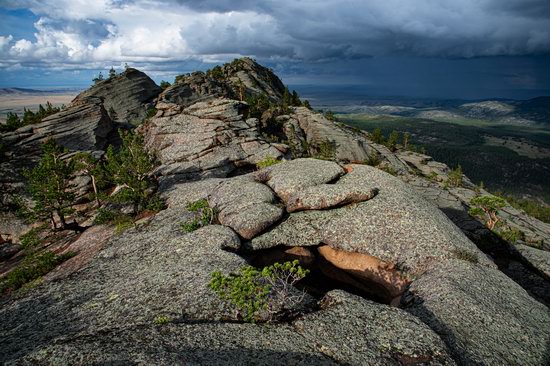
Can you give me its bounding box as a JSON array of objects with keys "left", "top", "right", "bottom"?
[
  {"left": 0, "top": 97, "right": 114, "bottom": 205},
  {"left": 405, "top": 259, "right": 550, "bottom": 365},
  {"left": 74, "top": 68, "right": 162, "bottom": 124},
  {"left": 210, "top": 178, "right": 283, "bottom": 239},
  {"left": 0, "top": 212, "right": 30, "bottom": 244},
  {"left": 322, "top": 164, "right": 493, "bottom": 274},
  {"left": 247, "top": 209, "right": 334, "bottom": 250},
  {"left": 287, "top": 184, "right": 378, "bottom": 212},
  {"left": 294, "top": 290, "right": 456, "bottom": 366},
  {"left": 256, "top": 158, "right": 344, "bottom": 203},
  {"left": 317, "top": 245, "right": 409, "bottom": 300},
  {"left": 12, "top": 96, "right": 113, "bottom": 152},
  {"left": 515, "top": 244, "right": 550, "bottom": 278},
  {"left": 285, "top": 108, "right": 372, "bottom": 163},
  {"left": 400, "top": 151, "right": 550, "bottom": 252},
  {"left": 143, "top": 98, "right": 283, "bottom": 186}
]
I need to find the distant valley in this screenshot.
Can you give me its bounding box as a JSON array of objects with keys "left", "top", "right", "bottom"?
[
  {"left": 0, "top": 88, "right": 78, "bottom": 123},
  {"left": 308, "top": 95, "right": 550, "bottom": 200}
]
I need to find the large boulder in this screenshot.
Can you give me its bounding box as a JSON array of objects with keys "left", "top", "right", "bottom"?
[
  {"left": 209, "top": 176, "right": 283, "bottom": 239},
  {"left": 74, "top": 68, "right": 162, "bottom": 125},
  {"left": 256, "top": 158, "right": 345, "bottom": 203}
]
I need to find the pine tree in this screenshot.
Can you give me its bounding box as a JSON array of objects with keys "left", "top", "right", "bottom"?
[
  {"left": 282, "top": 87, "right": 291, "bottom": 113},
  {"left": 0, "top": 112, "right": 23, "bottom": 132},
  {"left": 291, "top": 90, "right": 301, "bottom": 106},
  {"left": 386, "top": 130, "right": 400, "bottom": 152},
  {"left": 93, "top": 72, "right": 104, "bottom": 84},
  {"left": 104, "top": 130, "right": 157, "bottom": 213},
  {"left": 159, "top": 80, "right": 171, "bottom": 89},
  {"left": 23, "top": 140, "right": 79, "bottom": 231},
  {"left": 371, "top": 128, "right": 385, "bottom": 144},
  {"left": 325, "top": 111, "right": 336, "bottom": 121}
]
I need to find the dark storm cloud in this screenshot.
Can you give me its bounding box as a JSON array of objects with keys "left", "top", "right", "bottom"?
[
  {"left": 0, "top": 0, "right": 549, "bottom": 99},
  {"left": 1, "top": 0, "right": 549, "bottom": 66}
]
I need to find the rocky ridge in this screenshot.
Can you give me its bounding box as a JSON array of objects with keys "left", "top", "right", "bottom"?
[
  {"left": 74, "top": 67, "right": 162, "bottom": 124},
  {"left": 1, "top": 58, "right": 549, "bottom": 365}
]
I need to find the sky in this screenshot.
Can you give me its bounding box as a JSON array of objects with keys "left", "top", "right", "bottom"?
[{"left": 0, "top": 0, "right": 549, "bottom": 99}]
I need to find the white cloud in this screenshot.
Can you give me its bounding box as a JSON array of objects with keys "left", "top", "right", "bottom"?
[{"left": 0, "top": 0, "right": 549, "bottom": 72}]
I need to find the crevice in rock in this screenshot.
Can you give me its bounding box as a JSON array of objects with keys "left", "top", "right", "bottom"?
[
  {"left": 226, "top": 163, "right": 256, "bottom": 177},
  {"left": 244, "top": 244, "right": 408, "bottom": 306}
]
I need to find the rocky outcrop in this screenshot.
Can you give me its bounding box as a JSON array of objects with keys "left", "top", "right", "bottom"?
[
  {"left": 318, "top": 245, "right": 409, "bottom": 300},
  {"left": 159, "top": 57, "right": 285, "bottom": 107},
  {"left": 209, "top": 176, "right": 283, "bottom": 239},
  {"left": 286, "top": 184, "right": 378, "bottom": 212},
  {"left": 142, "top": 98, "right": 284, "bottom": 188},
  {"left": 0, "top": 97, "right": 114, "bottom": 206},
  {"left": 2, "top": 96, "right": 112, "bottom": 154},
  {"left": 515, "top": 244, "right": 550, "bottom": 278},
  {"left": 4, "top": 158, "right": 547, "bottom": 365},
  {"left": 283, "top": 107, "right": 374, "bottom": 162},
  {"left": 74, "top": 68, "right": 162, "bottom": 125},
  {"left": 256, "top": 158, "right": 345, "bottom": 203}
]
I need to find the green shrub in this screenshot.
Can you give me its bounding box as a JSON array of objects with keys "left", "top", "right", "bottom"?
[
  {"left": 324, "top": 111, "right": 336, "bottom": 121},
  {"left": 379, "top": 165, "right": 398, "bottom": 176},
  {"left": 402, "top": 132, "right": 410, "bottom": 150},
  {"left": 146, "top": 108, "right": 157, "bottom": 119},
  {"left": 93, "top": 208, "right": 117, "bottom": 225},
  {"left": 180, "top": 199, "right": 215, "bottom": 233},
  {"left": 206, "top": 65, "right": 224, "bottom": 80},
  {"left": 370, "top": 128, "right": 385, "bottom": 144},
  {"left": 19, "top": 229, "right": 42, "bottom": 253},
  {"left": 23, "top": 139, "right": 77, "bottom": 230},
  {"left": 209, "top": 260, "right": 309, "bottom": 323},
  {"left": 104, "top": 130, "right": 158, "bottom": 213},
  {"left": 315, "top": 139, "right": 337, "bottom": 160},
  {"left": 180, "top": 219, "right": 202, "bottom": 233},
  {"left": 145, "top": 194, "right": 166, "bottom": 212},
  {"left": 186, "top": 198, "right": 209, "bottom": 212},
  {"left": 445, "top": 165, "right": 463, "bottom": 188},
  {"left": 115, "top": 219, "right": 134, "bottom": 235},
  {"left": 427, "top": 171, "right": 439, "bottom": 182},
  {"left": 363, "top": 151, "right": 381, "bottom": 166},
  {"left": 256, "top": 156, "right": 281, "bottom": 169},
  {"left": 385, "top": 130, "right": 400, "bottom": 152},
  {"left": 153, "top": 315, "right": 171, "bottom": 325},
  {"left": 0, "top": 112, "right": 24, "bottom": 132},
  {"left": 159, "top": 80, "right": 171, "bottom": 89},
  {"left": 498, "top": 227, "right": 525, "bottom": 244},
  {"left": 0, "top": 251, "right": 75, "bottom": 294}
]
